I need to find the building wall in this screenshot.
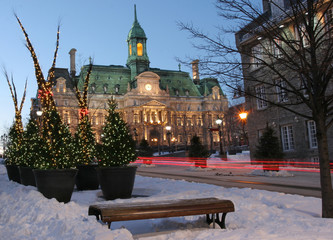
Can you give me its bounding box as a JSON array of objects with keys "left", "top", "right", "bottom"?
[
  {"left": 48, "top": 71, "right": 228, "bottom": 150},
  {"left": 237, "top": 1, "right": 333, "bottom": 162}
]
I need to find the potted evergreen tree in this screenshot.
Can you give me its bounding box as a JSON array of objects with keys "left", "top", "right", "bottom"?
[
  {"left": 73, "top": 115, "right": 99, "bottom": 190},
  {"left": 18, "top": 118, "right": 45, "bottom": 186},
  {"left": 96, "top": 99, "right": 137, "bottom": 200},
  {"left": 5, "top": 123, "right": 23, "bottom": 183},
  {"left": 137, "top": 139, "right": 154, "bottom": 164},
  {"left": 189, "top": 135, "right": 210, "bottom": 168},
  {"left": 4, "top": 72, "right": 26, "bottom": 184},
  {"left": 72, "top": 63, "right": 99, "bottom": 190},
  {"left": 255, "top": 126, "right": 284, "bottom": 172},
  {"left": 32, "top": 108, "right": 77, "bottom": 203},
  {"left": 16, "top": 15, "right": 77, "bottom": 203}
]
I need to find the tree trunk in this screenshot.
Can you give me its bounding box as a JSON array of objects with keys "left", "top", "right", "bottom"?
[{"left": 316, "top": 116, "right": 333, "bottom": 218}]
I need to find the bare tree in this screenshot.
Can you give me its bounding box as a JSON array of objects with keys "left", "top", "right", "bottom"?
[{"left": 180, "top": 0, "right": 333, "bottom": 218}]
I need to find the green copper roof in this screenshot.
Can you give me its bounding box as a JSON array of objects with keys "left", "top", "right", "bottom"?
[
  {"left": 151, "top": 68, "right": 201, "bottom": 97},
  {"left": 197, "top": 78, "right": 225, "bottom": 96},
  {"left": 127, "top": 5, "right": 146, "bottom": 41},
  {"left": 77, "top": 65, "right": 131, "bottom": 95}
]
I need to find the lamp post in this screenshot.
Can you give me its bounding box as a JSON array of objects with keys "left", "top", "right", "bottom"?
[
  {"left": 166, "top": 126, "right": 171, "bottom": 153},
  {"left": 215, "top": 118, "right": 224, "bottom": 156},
  {"left": 239, "top": 112, "right": 248, "bottom": 145},
  {"left": 1, "top": 134, "right": 8, "bottom": 159}
]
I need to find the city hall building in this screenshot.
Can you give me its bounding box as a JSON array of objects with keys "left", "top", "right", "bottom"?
[{"left": 31, "top": 6, "right": 228, "bottom": 149}]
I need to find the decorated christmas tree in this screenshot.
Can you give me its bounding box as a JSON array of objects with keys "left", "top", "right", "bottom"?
[
  {"left": 16, "top": 15, "right": 75, "bottom": 169},
  {"left": 98, "top": 99, "right": 137, "bottom": 167},
  {"left": 5, "top": 123, "right": 23, "bottom": 166},
  {"left": 4, "top": 71, "right": 26, "bottom": 166},
  {"left": 36, "top": 108, "right": 75, "bottom": 169},
  {"left": 20, "top": 118, "right": 47, "bottom": 168},
  {"left": 72, "top": 63, "right": 96, "bottom": 165},
  {"left": 73, "top": 115, "right": 96, "bottom": 165}
]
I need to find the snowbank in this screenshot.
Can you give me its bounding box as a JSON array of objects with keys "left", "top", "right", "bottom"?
[{"left": 0, "top": 164, "right": 332, "bottom": 239}]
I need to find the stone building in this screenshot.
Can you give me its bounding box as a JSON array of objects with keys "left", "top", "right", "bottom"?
[
  {"left": 31, "top": 6, "right": 228, "bottom": 150},
  {"left": 235, "top": 0, "right": 333, "bottom": 162}
]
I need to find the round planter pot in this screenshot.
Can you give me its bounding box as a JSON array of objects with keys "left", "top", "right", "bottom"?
[
  {"left": 76, "top": 164, "right": 99, "bottom": 191},
  {"left": 97, "top": 166, "right": 137, "bottom": 200},
  {"left": 19, "top": 166, "right": 36, "bottom": 186},
  {"left": 6, "top": 165, "right": 21, "bottom": 183},
  {"left": 33, "top": 169, "right": 78, "bottom": 203}
]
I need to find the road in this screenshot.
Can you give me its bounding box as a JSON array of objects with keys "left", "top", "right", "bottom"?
[{"left": 136, "top": 153, "right": 326, "bottom": 198}]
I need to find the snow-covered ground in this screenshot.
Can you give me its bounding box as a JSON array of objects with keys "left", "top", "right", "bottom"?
[{"left": 1, "top": 161, "right": 332, "bottom": 240}]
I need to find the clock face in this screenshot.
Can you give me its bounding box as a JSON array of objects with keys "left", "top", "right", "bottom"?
[{"left": 145, "top": 84, "right": 152, "bottom": 91}]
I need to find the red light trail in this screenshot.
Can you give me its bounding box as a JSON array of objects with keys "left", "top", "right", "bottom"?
[{"left": 134, "top": 156, "right": 333, "bottom": 173}]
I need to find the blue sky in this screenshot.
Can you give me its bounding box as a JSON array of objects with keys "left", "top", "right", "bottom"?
[{"left": 0, "top": 0, "right": 260, "bottom": 136}]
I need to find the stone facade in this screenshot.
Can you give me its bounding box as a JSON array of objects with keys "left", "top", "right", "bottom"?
[
  {"left": 31, "top": 6, "right": 228, "bottom": 150},
  {"left": 235, "top": 0, "right": 333, "bottom": 162}
]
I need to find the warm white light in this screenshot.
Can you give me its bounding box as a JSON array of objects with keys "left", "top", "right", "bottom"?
[
  {"left": 36, "top": 110, "right": 43, "bottom": 116},
  {"left": 216, "top": 119, "right": 222, "bottom": 125},
  {"left": 166, "top": 126, "right": 171, "bottom": 131},
  {"left": 239, "top": 112, "right": 248, "bottom": 120}
]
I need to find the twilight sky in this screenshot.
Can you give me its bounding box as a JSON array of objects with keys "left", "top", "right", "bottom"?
[{"left": 0, "top": 0, "right": 261, "bottom": 136}]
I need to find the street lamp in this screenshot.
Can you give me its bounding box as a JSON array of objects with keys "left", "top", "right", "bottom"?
[
  {"left": 215, "top": 118, "right": 224, "bottom": 156},
  {"left": 239, "top": 112, "right": 248, "bottom": 145},
  {"left": 1, "top": 134, "right": 8, "bottom": 159},
  {"left": 165, "top": 126, "right": 171, "bottom": 153},
  {"left": 36, "top": 110, "right": 43, "bottom": 116}
]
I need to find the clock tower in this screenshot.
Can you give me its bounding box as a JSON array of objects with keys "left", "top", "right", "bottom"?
[{"left": 126, "top": 5, "right": 150, "bottom": 80}]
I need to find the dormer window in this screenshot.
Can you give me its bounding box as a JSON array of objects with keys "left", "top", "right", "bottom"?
[
  {"left": 90, "top": 83, "right": 96, "bottom": 94},
  {"left": 103, "top": 84, "right": 108, "bottom": 94},
  {"left": 56, "top": 77, "right": 66, "bottom": 93},
  {"left": 137, "top": 43, "right": 143, "bottom": 56},
  {"left": 115, "top": 84, "right": 120, "bottom": 94},
  {"left": 185, "top": 89, "right": 189, "bottom": 96},
  {"left": 175, "top": 89, "right": 179, "bottom": 96}
]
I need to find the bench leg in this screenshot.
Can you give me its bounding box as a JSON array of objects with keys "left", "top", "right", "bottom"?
[
  {"left": 107, "top": 222, "right": 112, "bottom": 229},
  {"left": 206, "top": 213, "right": 228, "bottom": 229}
]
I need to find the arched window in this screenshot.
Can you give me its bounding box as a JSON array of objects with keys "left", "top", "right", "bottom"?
[
  {"left": 129, "top": 44, "right": 132, "bottom": 56},
  {"left": 137, "top": 43, "right": 143, "bottom": 56}
]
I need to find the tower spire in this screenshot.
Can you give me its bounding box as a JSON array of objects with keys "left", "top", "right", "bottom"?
[{"left": 134, "top": 4, "right": 138, "bottom": 22}]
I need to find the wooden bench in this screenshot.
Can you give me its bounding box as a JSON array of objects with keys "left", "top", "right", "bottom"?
[{"left": 88, "top": 198, "right": 235, "bottom": 229}]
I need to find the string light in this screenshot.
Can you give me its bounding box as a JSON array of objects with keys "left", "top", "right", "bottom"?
[{"left": 16, "top": 15, "right": 75, "bottom": 169}]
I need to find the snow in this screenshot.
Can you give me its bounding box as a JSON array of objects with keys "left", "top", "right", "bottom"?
[{"left": 1, "top": 160, "right": 333, "bottom": 240}]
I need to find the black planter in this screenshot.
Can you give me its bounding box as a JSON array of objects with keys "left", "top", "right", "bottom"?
[
  {"left": 19, "top": 166, "right": 36, "bottom": 186},
  {"left": 33, "top": 169, "right": 78, "bottom": 203},
  {"left": 76, "top": 164, "right": 99, "bottom": 191},
  {"left": 97, "top": 166, "right": 137, "bottom": 200},
  {"left": 6, "top": 165, "right": 21, "bottom": 183}
]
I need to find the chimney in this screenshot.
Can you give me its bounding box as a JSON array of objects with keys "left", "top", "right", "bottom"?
[
  {"left": 69, "top": 48, "right": 77, "bottom": 78},
  {"left": 191, "top": 59, "right": 200, "bottom": 84}
]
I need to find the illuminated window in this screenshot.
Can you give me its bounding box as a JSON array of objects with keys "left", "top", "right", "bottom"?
[
  {"left": 129, "top": 44, "right": 132, "bottom": 55},
  {"left": 137, "top": 43, "right": 143, "bottom": 56}
]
